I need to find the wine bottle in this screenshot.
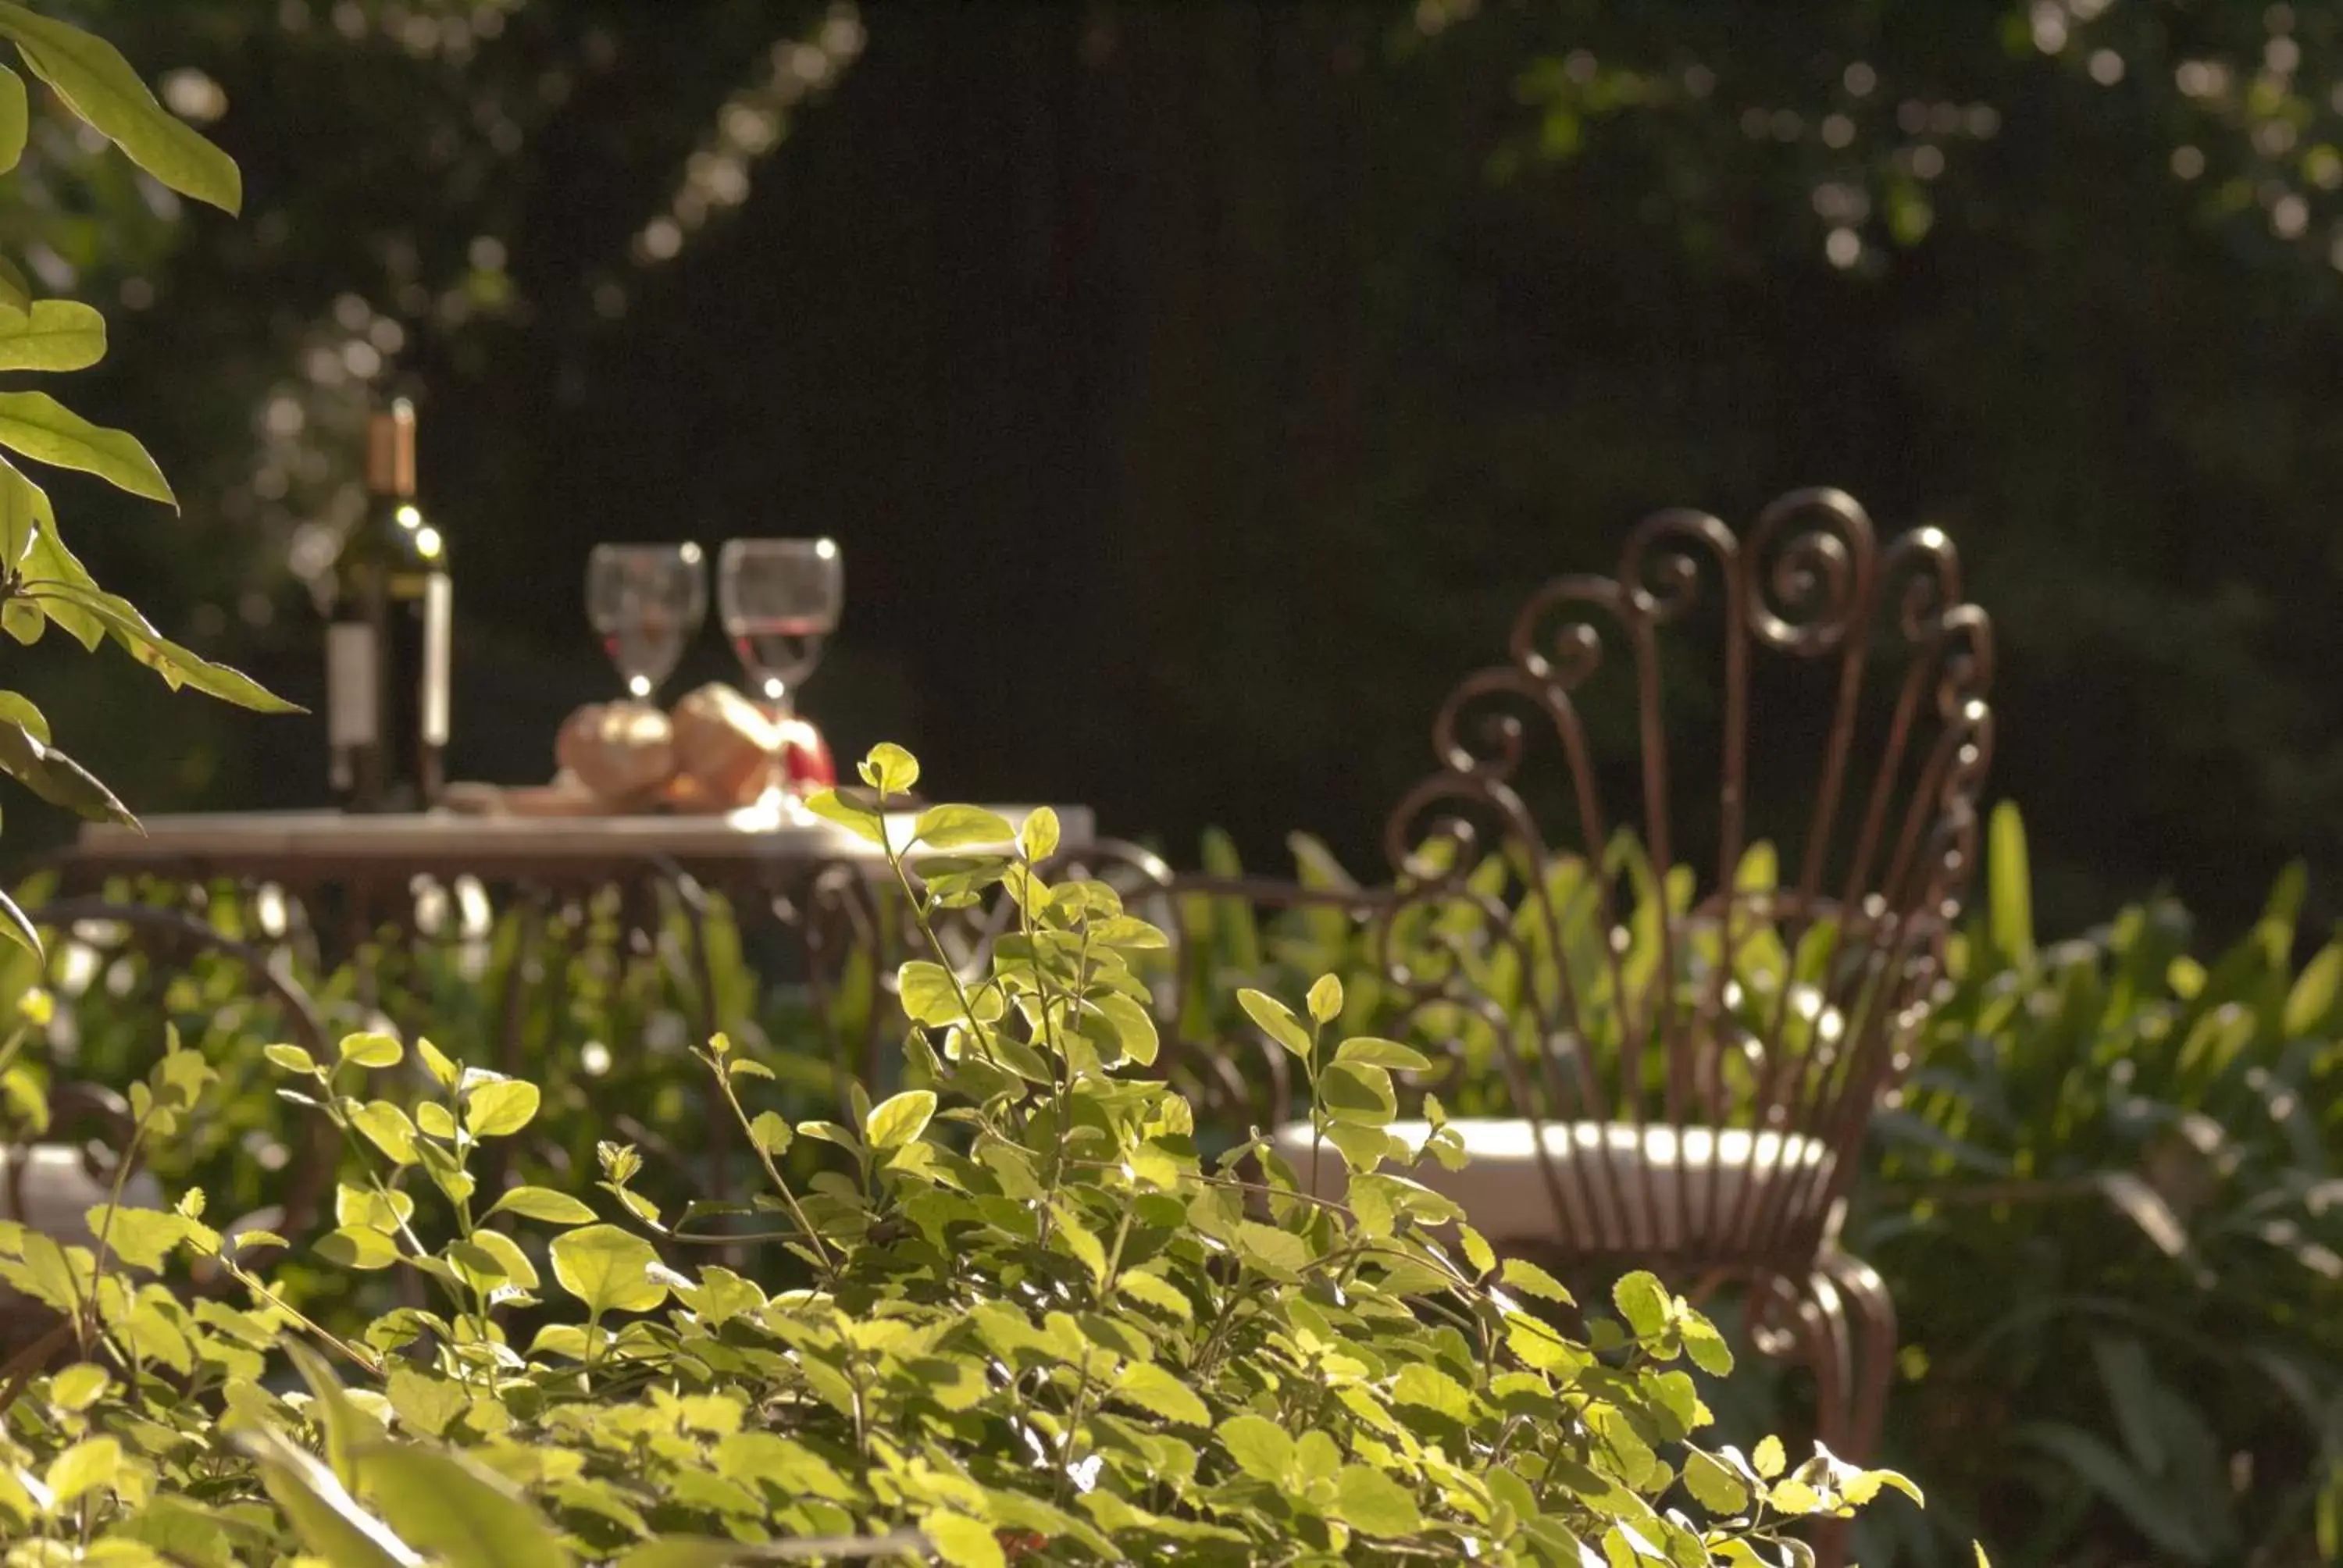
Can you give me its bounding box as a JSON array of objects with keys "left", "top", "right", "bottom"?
[{"left": 326, "top": 397, "right": 451, "bottom": 811}]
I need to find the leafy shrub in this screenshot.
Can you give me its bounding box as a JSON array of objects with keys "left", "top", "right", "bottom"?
[
  {"left": 1846, "top": 806, "right": 2343, "bottom": 1568},
  {"left": 3, "top": 875, "right": 864, "bottom": 1330},
  {"left": 0, "top": 747, "right": 1915, "bottom": 1564}
]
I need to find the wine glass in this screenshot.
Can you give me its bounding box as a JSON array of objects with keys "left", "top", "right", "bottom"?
[
  {"left": 716, "top": 538, "right": 843, "bottom": 718},
  {"left": 586, "top": 543, "right": 706, "bottom": 700}
]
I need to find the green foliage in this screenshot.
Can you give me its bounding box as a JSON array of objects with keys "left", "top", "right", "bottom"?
[
  {"left": 0, "top": 5, "right": 292, "bottom": 958},
  {"left": 0, "top": 747, "right": 1910, "bottom": 1563},
  {"left": 1842, "top": 809, "right": 2343, "bottom": 1567}
]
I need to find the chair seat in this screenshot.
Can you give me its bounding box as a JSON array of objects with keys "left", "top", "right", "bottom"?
[
  {"left": 1270, "top": 1118, "right": 1835, "bottom": 1255},
  {"left": 0, "top": 1146, "right": 165, "bottom": 1247}
]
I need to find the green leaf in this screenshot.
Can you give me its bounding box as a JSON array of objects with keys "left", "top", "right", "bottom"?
[
  {"left": 1682, "top": 1449, "right": 1750, "bottom": 1515},
  {"left": 10, "top": 465, "right": 98, "bottom": 647},
  {"left": 93, "top": 1206, "right": 187, "bottom": 1270},
  {"left": 350, "top": 1100, "right": 420, "bottom": 1166},
  {"left": 1499, "top": 1256, "right": 1575, "bottom": 1306},
  {"left": 549, "top": 1223, "right": 666, "bottom": 1315},
  {"left": 0, "top": 459, "right": 35, "bottom": 568},
  {"left": 0, "top": 390, "right": 171, "bottom": 504},
  {"left": 1019, "top": 804, "right": 1061, "bottom": 862},
  {"left": 484, "top": 1185, "right": 597, "bottom": 1225},
  {"left": 1114, "top": 1268, "right": 1194, "bottom": 1323},
  {"left": 465, "top": 1079, "right": 540, "bottom": 1138},
  {"left": 416, "top": 1038, "right": 459, "bottom": 1087},
  {"left": 48, "top": 1362, "right": 107, "bottom": 1411},
  {"left": 1393, "top": 1362, "right": 1475, "bottom": 1420},
  {"left": 1681, "top": 1315, "right": 1735, "bottom": 1377},
  {"left": 1842, "top": 1467, "right": 1925, "bottom": 1507},
  {"left": 1307, "top": 973, "right": 1345, "bottom": 1024},
  {"left": 0, "top": 717, "right": 134, "bottom": 825},
  {"left": 749, "top": 1110, "right": 793, "bottom": 1156},
  {"left": 912, "top": 803, "right": 1015, "bottom": 848},
  {"left": 864, "top": 1089, "right": 935, "bottom": 1149},
  {"left": 1752, "top": 1435, "right": 1785, "bottom": 1479},
  {"left": 385, "top": 1367, "right": 469, "bottom": 1440},
  {"left": 1612, "top": 1270, "right": 1671, "bottom": 1338},
  {"left": 1336, "top": 1463, "right": 1424, "bottom": 1538},
  {"left": 1218, "top": 1414, "right": 1294, "bottom": 1484},
  {"left": 858, "top": 741, "right": 919, "bottom": 796},
  {"left": 0, "top": 300, "right": 104, "bottom": 372},
  {"left": 898, "top": 960, "right": 964, "bottom": 1025},
  {"left": 1319, "top": 1060, "right": 1396, "bottom": 1126},
  {"left": 352, "top": 1442, "right": 569, "bottom": 1568},
  {"left": 1093, "top": 991, "right": 1159, "bottom": 1067},
  {"left": 0, "top": 2, "right": 241, "bottom": 211},
  {"left": 923, "top": 1511, "right": 1007, "bottom": 1568},
  {"left": 0, "top": 66, "right": 24, "bottom": 176},
  {"left": 337, "top": 1032, "right": 403, "bottom": 1070},
  {"left": 45, "top": 1434, "right": 121, "bottom": 1503},
  {"left": 2286, "top": 943, "right": 2342, "bottom": 1036},
  {"left": 1233, "top": 1220, "right": 1311, "bottom": 1276},
  {"left": 804, "top": 786, "right": 885, "bottom": 844},
  {"left": 263, "top": 1042, "right": 317, "bottom": 1075},
  {"left": 1988, "top": 800, "right": 2034, "bottom": 964},
  {"left": 1237, "top": 986, "right": 1313, "bottom": 1060},
  {"left": 1113, "top": 1361, "right": 1211, "bottom": 1427},
  {"left": 58, "top": 586, "right": 300, "bottom": 710},
  {"left": 1334, "top": 1036, "right": 1435, "bottom": 1072},
  {"left": 1458, "top": 1224, "right": 1496, "bottom": 1278},
  {"left": 317, "top": 1226, "right": 401, "bottom": 1270}
]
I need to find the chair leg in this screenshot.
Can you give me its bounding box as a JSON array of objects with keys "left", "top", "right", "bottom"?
[
  {"left": 1747, "top": 1256, "right": 1898, "bottom": 1568},
  {"left": 1816, "top": 1249, "right": 1895, "bottom": 1466}
]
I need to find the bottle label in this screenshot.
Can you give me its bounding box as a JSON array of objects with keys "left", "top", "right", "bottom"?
[
  {"left": 326, "top": 622, "right": 378, "bottom": 747},
  {"left": 420, "top": 572, "right": 451, "bottom": 747}
]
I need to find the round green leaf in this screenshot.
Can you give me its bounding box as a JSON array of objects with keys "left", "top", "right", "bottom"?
[
  {"left": 337, "top": 1032, "right": 404, "bottom": 1070},
  {"left": 863, "top": 1089, "right": 935, "bottom": 1149},
  {"left": 45, "top": 1435, "right": 121, "bottom": 1504},
  {"left": 262, "top": 1043, "right": 317, "bottom": 1075},
  {"left": 316, "top": 1226, "right": 400, "bottom": 1270},
  {"left": 861, "top": 742, "right": 919, "bottom": 794},
  {"left": 465, "top": 1079, "right": 540, "bottom": 1138},
  {"left": 912, "top": 803, "right": 1015, "bottom": 848},
  {"left": 1336, "top": 1463, "right": 1424, "bottom": 1538},
  {"left": 549, "top": 1223, "right": 667, "bottom": 1315}
]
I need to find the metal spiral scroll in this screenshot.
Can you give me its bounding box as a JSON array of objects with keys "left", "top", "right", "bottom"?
[{"left": 1368, "top": 488, "right": 1994, "bottom": 1271}]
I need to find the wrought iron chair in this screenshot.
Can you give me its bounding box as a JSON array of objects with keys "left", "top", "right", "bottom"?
[{"left": 1256, "top": 488, "right": 1994, "bottom": 1468}]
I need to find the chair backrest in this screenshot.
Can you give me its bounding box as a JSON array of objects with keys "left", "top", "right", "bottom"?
[{"left": 1368, "top": 488, "right": 1994, "bottom": 1265}]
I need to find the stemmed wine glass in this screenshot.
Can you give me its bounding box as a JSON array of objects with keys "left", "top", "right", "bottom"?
[
  {"left": 716, "top": 538, "right": 843, "bottom": 720},
  {"left": 586, "top": 543, "right": 706, "bottom": 700}
]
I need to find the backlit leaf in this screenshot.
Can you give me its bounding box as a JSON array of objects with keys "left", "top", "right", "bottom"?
[
  {"left": 0, "top": 2, "right": 241, "bottom": 211},
  {"left": 549, "top": 1224, "right": 666, "bottom": 1315},
  {"left": 1237, "top": 987, "right": 1312, "bottom": 1060},
  {"left": 484, "top": 1185, "right": 597, "bottom": 1226}
]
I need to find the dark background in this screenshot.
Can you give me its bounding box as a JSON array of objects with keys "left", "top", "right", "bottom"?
[{"left": 13, "top": 0, "right": 2343, "bottom": 940}]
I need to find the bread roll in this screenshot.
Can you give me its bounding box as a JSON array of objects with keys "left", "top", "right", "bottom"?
[
  {"left": 554, "top": 701, "right": 676, "bottom": 811},
  {"left": 669, "top": 682, "right": 783, "bottom": 808}
]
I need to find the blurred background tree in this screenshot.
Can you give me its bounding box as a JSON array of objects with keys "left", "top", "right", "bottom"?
[{"left": 16, "top": 0, "right": 2343, "bottom": 942}]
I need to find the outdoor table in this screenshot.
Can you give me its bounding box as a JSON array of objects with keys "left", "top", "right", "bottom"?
[{"left": 52, "top": 796, "right": 1091, "bottom": 1039}]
